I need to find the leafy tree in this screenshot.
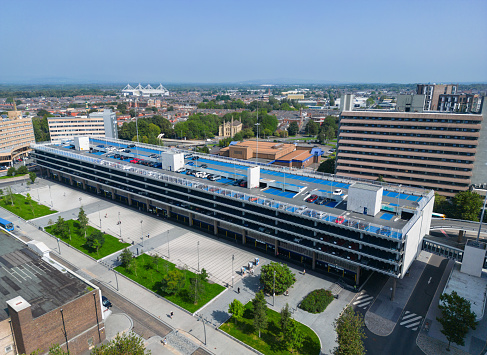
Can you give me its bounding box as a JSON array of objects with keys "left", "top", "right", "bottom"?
[
  {"left": 452, "top": 191, "right": 483, "bottom": 221},
  {"left": 199, "top": 268, "right": 209, "bottom": 282},
  {"left": 284, "top": 318, "right": 304, "bottom": 352},
  {"left": 151, "top": 254, "right": 161, "bottom": 271},
  {"left": 287, "top": 122, "right": 299, "bottom": 136},
  {"left": 46, "top": 344, "right": 69, "bottom": 355},
  {"left": 280, "top": 303, "right": 291, "bottom": 334},
  {"left": 333, "top": 306, "right": 366, "bottom": 355},
  {"left": 317, "top": 158, "right": 336, "bottom": 174},
  {"left": 329, "top": 96, "right": 335, "bottom": 106},
  {"left": 305, "top": 120, "right": 320, "bottom": 135},
  {"left": 17, "top": 165, "right": 28, "bottom": 174},
  {"left": 7, "top": 166, "right": 16, "bottom": 176},
  {"left": 120, "top": 248, "right": 133, "bottom": 268},
  {"left": 54, "top": 216, "right": 69, "bottom": 239},
  {"left": 376, "top": 175, "right": 385, "bottom": 182},
  {"left": 228, "top": 299, "right": 244, "bottom": 324},
  {"left": 260, "top": 262, "right": 296, "bottom": 295},
  {"left": 436, "top": 291, "right": 477, "bottom": 351},
  {"left": 252, "top": 290, "right": 268, "bottom": 338},
  {"left": 91, "top": 331, "right": 151, "bottom": 354},
  {"left": 87, "top": 230, "right": 105, "bottom": 254},
  {"left": 26, "top": 193, "right": 35, "bottom": 217},
  {"left": 77, "top": 207, "right": 89, "bottom": 237},
  {"left": 324, "top": 126, "right": 336, "bottom": 141},
  {"left": 129, "top": 109, "right": 136, "bottom": 118},
  {"left": 161, "top": 269, "right": 184, "bottom": 295},
  {"left": 29, "top": 172, "right": 37, "bottom": 183},
  {"left": 189, "top": 276, "right": 205, "bottom": 304},
  {"left": 317, "top": 132, "right": 325, "bottom": 144}
]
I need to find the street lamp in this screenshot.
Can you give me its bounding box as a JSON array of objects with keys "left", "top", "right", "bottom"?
[
  {"left": 135, "top": 116, "right": 140, "bottom": 158},
  {"left": 232, "top": 254, "right": 235, "bottom": 288},
  {"left": 79, "top": 197, "right": 82, "bottom": 208},
  {"left": 57, "top": 237, "right": 61, "bottom": 254},
  {"left": 118, "top": 211, "right": 122, "bottom": 238},
  {"left": 197, "top": 241, "right": 200, "bottom": 273},
  {"left": 476, "top": 193, "right": 487, "bottom": 242},
  {"left": 273, "top": 269, "right": 276, "bottom": 306},
  {"left": 98, "top": 204, "right": 102, "bottom": 229},
  {"left": 111, "top": 267, "right": 119, "bottom": 291},
  {"left": 255, "top": 123, "right": 260, "bottom": 163},
  {"left": 140, "top": 220, "right": 144, "bottom": 248},
  {"left": 48, "top": 184, "right": 53, "bottom": 207},
  {"left": 167, "top": 230, "right": 170, "bottom": 259}
]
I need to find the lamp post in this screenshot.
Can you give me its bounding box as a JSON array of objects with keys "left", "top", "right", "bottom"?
[
  {"left": 273, "top": 269, "right": 276, "bottom": 306},
  {"left": 167, "top": 230, "right": 170, "bottom": 259},
  {"left": 48, "top": 184, "right": 53, "bottom": 207},
  {"left": 57, "top": 237, "right": 61, "bottom": 254},
  {"left": 140, "top": 220, "right": 144, "bottom": 248},
  {"left": 118, "top": 211, "right": 122, "bottom": 238},
  {"left": 232, "top": 254, "right": 235, "bottom": 288},
  {"left": 79, "top": 197, "right": 82, "bottom": 208},
  {"left": 197, "top": 241, "right": 200, "bottom": 273},
  {"left": 98, "top": 204, "right": 102, "bottom": 229},
  {"left": 112, "top": 267, "right": 119, "bottom": 291},
  {"left": 135, "top": 116, "right": 140, "bottom": 158},
  {"left": 255, "top": 123, "right": 260, "bottom": 163},
  {"left": 476, "top": 193, "right": 487, "bottom": 242}
]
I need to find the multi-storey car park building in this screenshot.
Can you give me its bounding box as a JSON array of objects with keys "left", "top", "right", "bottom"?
[
  {"left": 336, "top": 101, "right": 487, "bottom": 197},
  {"left": 32, "top": 138, "right": 434, "bottom": 287}
]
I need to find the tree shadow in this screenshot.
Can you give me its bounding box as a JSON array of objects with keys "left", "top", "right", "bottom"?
[
  {"left": 241, "top": 274, "right": 261, "bottom": 293},
  {"left": 210, "top": 309, "right": 229, "bottom": 324}
]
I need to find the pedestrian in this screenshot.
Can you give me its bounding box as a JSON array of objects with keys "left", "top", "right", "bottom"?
[
  {"left": 237, "top": 287, "right": 240, "bottom": 294},
  {"left": 303, "top": 269, "right": 306, "bottom": 275},
  {"left": 105, "top": 213, "right": 107, "bottom": 218},
  {"left": 170, "top": 311, "right": 174, "bottom": 319},
  {"left": 162, "top": 338, "right": 167, "bottom": 345}
]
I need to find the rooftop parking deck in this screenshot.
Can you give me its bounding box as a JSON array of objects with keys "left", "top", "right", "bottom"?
[{"left": 45, "top": 138, "right": 433, "bottom": 241}]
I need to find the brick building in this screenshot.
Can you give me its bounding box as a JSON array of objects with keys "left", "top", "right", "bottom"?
[{"left": 0, "top": 234, "right": 106, "bottom": 354}]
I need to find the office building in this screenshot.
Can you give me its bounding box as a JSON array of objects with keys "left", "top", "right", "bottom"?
[
  {"left": 0, "top": 234, "right": 106, "bottom": 354},
  {"left": 48, "top": 109, "right": 117, "bottom": 142},
  {"left": 32, "top": 137, "right": 434, "bottom": 286},
  {"left": 0, "top": 107, "right": 35, "bottom": 167},
  {"left": 336, "top": 102, "right": 486, "bottom": 196}
]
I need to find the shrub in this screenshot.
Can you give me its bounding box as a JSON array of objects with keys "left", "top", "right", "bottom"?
[{"left": 299, "top": 289, "right": 334, "bottom": 314}]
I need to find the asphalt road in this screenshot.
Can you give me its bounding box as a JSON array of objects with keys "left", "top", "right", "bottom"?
[
  {"left": 431, "top": 218, "right": 487, "bottom": 234},
  {"left": 361, "top": 254, "right": 448, "bottom": 355}
]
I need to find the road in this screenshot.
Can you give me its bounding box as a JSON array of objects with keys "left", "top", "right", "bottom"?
[
  {"left": 358, "top": 254, "right": 448, "bottom": 355},
  {"left": 430, "top": 218, "right": 487, "bottom": 234}
]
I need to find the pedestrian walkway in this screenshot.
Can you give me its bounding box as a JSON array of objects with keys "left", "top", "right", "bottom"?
[
  {"left": 364, "top": 251, "right": 431, "bottom": 336},
  {"left": 352, "top": 292, "right": 374, "bottom": 310},
  {"left": 399, "top": 311, "right": 422, "bottom": 331}
]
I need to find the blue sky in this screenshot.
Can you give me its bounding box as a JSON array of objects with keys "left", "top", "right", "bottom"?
[{"left": 1, "top": 0, "right": 486, "bottom": 84}]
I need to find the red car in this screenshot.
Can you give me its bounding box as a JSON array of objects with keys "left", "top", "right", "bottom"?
[
  {"left": 239, "top": 181, "right": 247, "bottom": 188},
  {"left": 306, "top": 195, "right": 318, "bottom": 203},
  {"left": 130, "top": 158, "right": 141, "bottom": 164},
  {"left": 335, "top": 216, "right": 345, "bottom": 224}
]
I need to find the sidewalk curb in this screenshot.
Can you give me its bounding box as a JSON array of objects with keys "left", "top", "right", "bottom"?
[
  {"left": 193, "top": 286, "right": 229, "bottom": 316},
  {"left": 216, "top": 327, "right": 264, "bottom": 355}
]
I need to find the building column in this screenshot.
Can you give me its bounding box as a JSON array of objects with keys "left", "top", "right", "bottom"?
[
  {"left": 127, "top": 194, "right": 132, "bottom": 206},
  {"left": 274, "top": 239, "right": 279, "bottom": 256},
  {"left": 58, "top": 174, "right": 62, "bottom": 182},
  {"left": 189, "top": 213, "right": 193, "bottom": 226},
  {"left": 96, "top": 184, "right": 101, "bottom": 194},
  {"left": 167, "top": 206, "right": 172, "bottom": 218},
  {"left": 242, "top": 229, "right": 246, "bottom": 245},
  {"left": 391, "top": 278, "right": 397, "bottom": 301},
  {"left": 312, "top": 251, "right": 316, "bottom": 270},
  {"left": 69, "top": 176, "right": 73, "bottom": 185},
  {"left": 82, "top": 179, "right": 86, "bottom": 190},
  {"left": 355, "top": 266, "right": 360, "bottom": 285},
  {"left": 145, "top": 198, "right": 150, "bottom": 211},
  {"left": 213, "top": 220, "right": 218, "bottom": 235},
  {"left": 111, "top": 188, "right": 116, "bottom": 200}
]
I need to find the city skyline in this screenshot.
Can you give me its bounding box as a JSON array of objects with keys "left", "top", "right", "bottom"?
[{"left": 1, "top": 0, "right": 487, "bottom": 84}]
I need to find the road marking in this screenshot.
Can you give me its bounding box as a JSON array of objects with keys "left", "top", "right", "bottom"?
[
  {"left": 352, "top": 292, "right": 374, "bottom": 309},
  {"left": 400, "top": 311, "right": 423, "bottom": 331},
  {"left": 428, "top": 277, "right": 432, "bottom": 284}
]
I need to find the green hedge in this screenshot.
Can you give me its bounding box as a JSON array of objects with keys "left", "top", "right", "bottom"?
[{"left": 299, "top": 289, "right": 334, "bottom": 314}]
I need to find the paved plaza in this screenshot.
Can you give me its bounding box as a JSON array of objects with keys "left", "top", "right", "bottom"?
[{"left": 3, "top": 179, "right": 359, "bottom": 354}]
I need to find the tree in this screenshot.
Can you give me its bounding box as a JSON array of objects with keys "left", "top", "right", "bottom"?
[
  {"left": 228, "top": 299, "right": 244, "bottom": 324},
  {"left": 26, "top": 193, "right": 34, "bottom": 217},
  {"left": 284, "top": 318, "right": 304, "bottom": 352},
  {"left": 287, "top": 122, "right": 299, "bottom": 136},
  {"left": 7, "top": 166, "right": 16, "bottom": 176},
  {"left": 189, "top": 275, "right": 206, "bottom": 304},
  {"left": 324, "top": 126, "right": 336, "bottom": 141},
  {"left": 151, "top": 254, "right": 161, "bottom": 271},
  {"left": 161, "top": 269, "right": 184, "bottom": 295},
  {"left": 199, "top": 268, "right": 209, "bottom": 282},
  {"left": 280, "top": 303, "right": 291, "bottom": 334},
  {"left": 54, "top": 216, "right": 69, "bottom": 239},
  {"left": 29, "top": 172, "right": 37, "bottom": 183},
  {"left": 452, "top": 191, "right": 483, "bottom": 221},
  {"left": 87, "top": 230, "right": 105, "bottom": 254},
  {"left": 260, "top": 262, "right": 296, "bottom": 295},
  {"left": 333, "top": 306, "right": 366, "bottom": 355},
  {"left": 77, "top": 207, "right": 89, "bottom": 237},
  {"left": 120, "top": 248, "right": 133, "bottom": 268},
  {"left": 317, "top": 158, "right": 336, "bottom": 174},
  {"left": 91, "top": 331, "right": 151, "bottom": 355},
  {"left": 436, "top": 291, "right": 477, "bottom": 351},
  {"left": 17, "top": 165, "right": 28, "bottom": 174},
  {"left": 252, "top": 290, "right": 268, "bottom": 338},
  {"left": 376, "top": 175, "right": 385, "bottom": 182},
  {"left": 305, "top": 120, "right": 319, "bottom": 136},
  {"left": 317, "top": 132, "right": 325, "bottom": 144}
]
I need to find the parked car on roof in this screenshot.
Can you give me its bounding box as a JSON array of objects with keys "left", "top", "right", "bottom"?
[{"left": 306, "top": 194, "right": 318, "bottom": 203}]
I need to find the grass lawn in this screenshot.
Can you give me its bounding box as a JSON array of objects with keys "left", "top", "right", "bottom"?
[
  {"left": 0, "top": 193, "right": 56, "bottom": 220},
  {"left": 220, "top": 302, "right": 321, "bottom": 355},
  {"left": 115, "top": 254, "right": 225, "bottom": 313},
  {"left": 0, "top": 173, "right": 27, "bottom": 180},
  {"left": 45, "top": 220, "right": 130, "bottom": 260}
]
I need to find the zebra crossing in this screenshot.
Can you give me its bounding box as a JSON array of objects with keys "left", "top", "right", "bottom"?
[
  {"left": 352, "top": 292, "right": 374, "bottom": 309},
  {"left": 399, "top": 311, "right": 423, "bottom": 331}
]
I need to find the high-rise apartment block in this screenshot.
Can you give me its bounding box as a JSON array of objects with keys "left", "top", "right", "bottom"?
[
  {"left": 0, "top": 107, "right": 35, "bottom": 166},
  {"left": 48, "top": 109, "right": 117, "bottom": 142},
  {"left": 337, "top": 96, "right": 486, "bottom": 196},
  {"left": 417, "top": 84, "right": 458, "bottom": 111}
]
